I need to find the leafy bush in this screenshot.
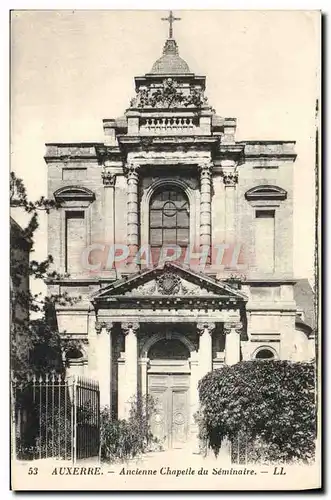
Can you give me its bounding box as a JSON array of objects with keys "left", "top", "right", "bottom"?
[
  {"left": 100, "top": 395, "right": 158, "bottom": 463},
  {"left": 198, "top": 360, "right": 316, "bottom": 463}
]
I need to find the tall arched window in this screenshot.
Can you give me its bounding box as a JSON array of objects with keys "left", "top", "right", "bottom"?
[{"left": 149, "top": 187, "right": 189, "bottom": 249}]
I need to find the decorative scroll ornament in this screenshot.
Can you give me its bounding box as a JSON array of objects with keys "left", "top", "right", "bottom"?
[
  {"left": 157, "top": 272, "right": 181, "bottom": 295},
  {"left": 95, "top": 321, "right": 113, "bottom": 334},
  {"left": 121, "top": 322, "right": 139, "bottom": 336},
  {"left": 224, "top": 322, "right": 243, "bottom": 334},
  {"left": 129, "top": 78, "right": 210, "bottom": 110},
  {"left": 197, "top": 322, "right": 216, "bottom": 335}
]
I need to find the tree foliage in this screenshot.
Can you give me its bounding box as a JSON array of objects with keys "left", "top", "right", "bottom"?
[
  {"left": 10, "top": 172, "right": 81, "bottom": 379},
  {"left": 198, "top": 360, "right": 316, "bottom": 463}
]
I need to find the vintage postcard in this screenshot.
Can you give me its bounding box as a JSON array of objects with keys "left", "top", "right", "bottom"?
[{"left": 10, "top": 10, "right": 321, "bottom": 491}]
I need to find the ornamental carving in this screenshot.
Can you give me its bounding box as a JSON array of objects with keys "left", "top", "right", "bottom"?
[
  {"left": 224, "top": 322, "right": 243, "bottom": 334},
  {"left": 129, "top": 78, "right": 210, "bottom": 109},
  {"left": 101, "top": 171, "right": 116, "bottom": 187},
  {"left": 199, "top": 162, "right": 213, "bottom": 180},
  {"left": 124, "top": 163, "right": 140, "bottom": 179},
  {"left": 197, "top": 323, "right": 216, "bottom": 335},
  {"left": 95, "top": 321, "right": 113, "bottom": 334},
  {"left": 121, "top": 322, "right": 139, "bottom": 336},
  {"left": 222, "top": 170, "right": 238, "bottom": 186},
  {"left": 157, "top": 272, "right": 181, "bottom": 295}
]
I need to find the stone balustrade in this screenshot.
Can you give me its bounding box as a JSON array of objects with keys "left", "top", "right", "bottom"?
[{"left": 139, "top": 116, "right": 198, "bottom": 135}]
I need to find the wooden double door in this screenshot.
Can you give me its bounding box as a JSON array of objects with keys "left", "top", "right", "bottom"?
[{"left": 148, "top": 373, "right": 190, "bottom": 449}]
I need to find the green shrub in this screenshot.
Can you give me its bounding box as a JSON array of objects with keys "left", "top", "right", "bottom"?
[
  {"left": 198, "top": 360, "right": 316, "bottom": 463},
  {"left": 100, "top": 394, "right": 158, "bottom": 463}
]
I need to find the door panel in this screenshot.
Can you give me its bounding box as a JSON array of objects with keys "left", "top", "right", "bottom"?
[
  {"left": 148, "top": 373, "right": 189, "bottom": 449},
  {"left": 148, "top": 388, "right": 168, "bottom": 447},
  {"left": 171, "top": 389, "right": 188, "bottom": 448}
]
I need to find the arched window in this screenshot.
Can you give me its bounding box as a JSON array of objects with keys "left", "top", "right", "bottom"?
[
  {"left": 149, "top": 187, "right": 189, "bottom": 249},
  {"left": 254, "top": 347, "right": 276, "bottom": 360}
]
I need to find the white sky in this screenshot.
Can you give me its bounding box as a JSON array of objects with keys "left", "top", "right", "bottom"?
[{"left": 10, "top": 10, "right": 320, "bottom": 279}]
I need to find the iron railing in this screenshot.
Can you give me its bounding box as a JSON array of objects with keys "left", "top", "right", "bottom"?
[{"left": 11, "top": 374, "right": 100, "bottom": 463}]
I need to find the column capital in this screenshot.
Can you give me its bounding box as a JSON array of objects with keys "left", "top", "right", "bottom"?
[
  {"left": 197, "top": 322, "right": 216, "bottom": 335},
  {"left": 224, "top": 322, "right": 243, "bottom": 334},
  {"left": 221, "top": 169, "right": 238, "bottom": 186},
  {"left": 198, "top": 161, "right": 213, "bottom": 177},
  {"left": 124, "top": 162, "right": 140, "bottom": 178},
  {"left": 95, "top": 321, "right": 113, "bottom": 334},
  {"left": 102, "top": 170, "right": 116, "bottom": 187},
  {"left": 121, "top": 321, "right": 139, "bottom": 335}
]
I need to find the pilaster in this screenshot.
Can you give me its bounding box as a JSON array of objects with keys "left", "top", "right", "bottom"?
[
  {"left": 221, "top": 159, "right": 238, "bottom": 244},
  {"left": 95, "top": 321, "right": 113, "bottom": 409}
]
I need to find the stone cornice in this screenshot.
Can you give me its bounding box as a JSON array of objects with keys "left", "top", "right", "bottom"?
[
  {"left": 44, "top": 143, "right": 101, "bottom": 163},
  {"left": 117, "top": 135, "right": 219, "bottom": 156},
  {"left": 93, "top": 295, "right": 244, "bottom": 311},
  {"left": 238, "top": 141, "right": 297, "bottom": 161}
]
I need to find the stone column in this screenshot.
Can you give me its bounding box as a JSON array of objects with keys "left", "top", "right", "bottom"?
[
  {"left": 221, "top": 160, "right": 238, "bottom": 244},
  {"left": 197, "top": 323, "right": 215, "bottom": 379},
  {"left": 117, "top": 353, "right": 126, "bottom": 419},
  {"left": 121, "top": 322, "right": 139, "bottom": 418},
  {"left": 199, "top": 162, "right": 213, "bottom": 264},
  {"left": 139, "top": 357, "right": 149, "bottom": 399},
  {"left": 95, "top": 321, "right": 113, "bottom": 410},
  {"left": 125, "top": 163, "right": 140, "bottom": 263},
  {"left": 102, "top": 168, "right": 116, "bottom": 251},
  {"left": 224, "top": 322, "right": 242, "bottom": 365}
]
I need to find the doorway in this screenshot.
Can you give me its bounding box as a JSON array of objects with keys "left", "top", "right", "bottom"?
[
  {"left": 148, "top": 373, "right": 190, "bottom": 449},
  {"left": 147, "top": 337, "right": 191, "bottom": 449}
]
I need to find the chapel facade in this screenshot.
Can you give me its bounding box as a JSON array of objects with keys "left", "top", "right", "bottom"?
[{"left": 45, "top": 16, "right": 315, "bottom": 449}]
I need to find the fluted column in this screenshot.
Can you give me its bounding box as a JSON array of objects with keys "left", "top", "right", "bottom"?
[
  {"left": 197, "top": 322, "right": 215, "bottom": 379},
  {"left": 221, "top": 160, "right": 238, "bottom": 244},
  {"left": 199, "top": 162, "right": 213, "bottom": 264},
  {"left": 121, "top": 322, "right": 139, "bottom": 418},
  {"left": 95, "top": 321, "right": 113, "bottom": 409},
  {"left": 125, "top": 163, "right": 140, "bottom": 262},
  {"left": 224, "top": 322, "right": 242, "bottom": 366}
]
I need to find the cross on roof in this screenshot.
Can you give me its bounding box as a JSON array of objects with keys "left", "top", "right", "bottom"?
[{"left": 161, "top": 10, "right": 181, "bottom": 39}]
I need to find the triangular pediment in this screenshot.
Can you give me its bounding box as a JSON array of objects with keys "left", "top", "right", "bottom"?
[{"left": 92, "top": 263, "right": 247, "bottom": 306}]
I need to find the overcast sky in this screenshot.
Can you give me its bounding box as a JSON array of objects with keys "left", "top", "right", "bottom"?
[{"left": 11, "top": 10, "right": 320, "bottom": 280}]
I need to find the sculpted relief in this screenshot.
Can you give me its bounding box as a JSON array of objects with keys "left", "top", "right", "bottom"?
[{"left": 129, "top": 78, "right": 210, "bottom": 110}]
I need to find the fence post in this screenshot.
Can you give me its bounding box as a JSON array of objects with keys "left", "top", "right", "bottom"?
[{"left": 71, "top": 376, "right": 77, "bottom": 464}]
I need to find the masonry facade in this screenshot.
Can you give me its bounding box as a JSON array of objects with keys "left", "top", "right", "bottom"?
[{"left": 45, "top": 29, "right": 315, "bottom": 449}]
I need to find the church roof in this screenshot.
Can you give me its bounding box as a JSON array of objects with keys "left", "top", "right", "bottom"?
[{"left": 150, "top": 38, "right": 191, "bottom": 75}]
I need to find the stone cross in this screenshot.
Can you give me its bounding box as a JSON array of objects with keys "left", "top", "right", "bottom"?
[{"left": 161, "top": 10, "right": 181, "bottom": 39}]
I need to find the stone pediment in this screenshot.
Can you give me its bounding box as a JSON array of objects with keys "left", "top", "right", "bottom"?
[{"left": 92, "top": 263, "right": 247, "bottom": 306}]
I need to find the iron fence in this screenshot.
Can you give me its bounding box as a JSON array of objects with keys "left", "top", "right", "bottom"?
[{"left": 11, "top": 374, "right": 100, "bottom": 462}]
